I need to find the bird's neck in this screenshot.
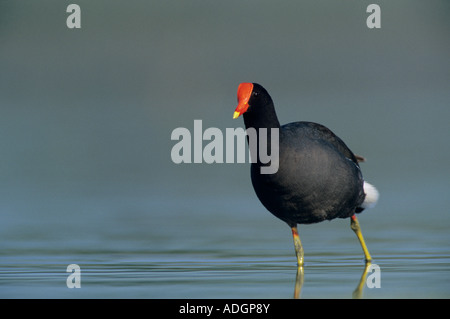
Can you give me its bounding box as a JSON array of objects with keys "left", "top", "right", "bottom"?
[
  {"left": 243, "top": 100, "right": 280, "bottom": 171},
  {"left": 243, "top": 101, "right": 280, "bottom": 131}
]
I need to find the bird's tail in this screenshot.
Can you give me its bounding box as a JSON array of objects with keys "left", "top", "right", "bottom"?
[{"left": 361, "top": 181, "right": 379, "bottom": 209}]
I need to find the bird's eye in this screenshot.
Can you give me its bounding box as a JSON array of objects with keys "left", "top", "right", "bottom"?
[{"left": 253, "top": 91, "right": 259, "bottom": 97}]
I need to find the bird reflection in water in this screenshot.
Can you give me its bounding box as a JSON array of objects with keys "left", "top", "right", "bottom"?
[
  {"left": 292, "top": 262, "right": 373, "bottom": 299},
  {"left": 293, "top": 265, "right": 304, "bottom": 299}
]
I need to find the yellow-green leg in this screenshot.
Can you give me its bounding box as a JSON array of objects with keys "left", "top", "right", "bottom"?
[
  {"left": 350, "top": 215, "right": 372, "bottom": 262},
  {"left": 290, "top": 225, "right": 304, "bottom": 266}
]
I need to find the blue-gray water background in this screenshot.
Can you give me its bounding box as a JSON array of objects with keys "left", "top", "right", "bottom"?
[{"left": 1, "top": 1, "right": 449, "bottom": 298}]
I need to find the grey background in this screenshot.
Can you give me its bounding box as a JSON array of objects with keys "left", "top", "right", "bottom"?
[{"left": 1, "top": 0, "right": 449, "bottom": 298}]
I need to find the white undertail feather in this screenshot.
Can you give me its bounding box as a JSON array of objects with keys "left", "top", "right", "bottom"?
[{"left": 362, "top": 181, "right": 379, "bottom": 209}]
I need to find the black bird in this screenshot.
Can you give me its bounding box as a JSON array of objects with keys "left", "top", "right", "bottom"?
[{"left": 233, "top": 83, "right": 378, "bottom": 266}]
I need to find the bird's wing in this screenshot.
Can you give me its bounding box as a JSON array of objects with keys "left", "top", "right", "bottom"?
[{"left": 301, "top": 122, "right": 362, "bottom": 166}]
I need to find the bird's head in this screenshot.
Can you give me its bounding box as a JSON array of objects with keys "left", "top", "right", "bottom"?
[{"left": 233, "top": 82, "right": 270, "bottom": 119}]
